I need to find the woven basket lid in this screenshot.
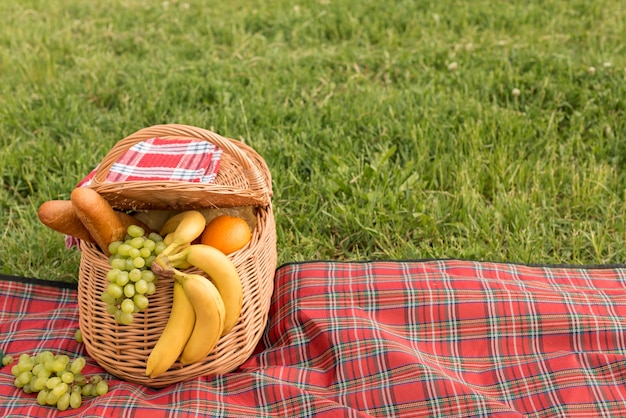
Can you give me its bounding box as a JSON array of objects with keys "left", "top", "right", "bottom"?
[{"left": 88, "top": 124, "right": 273, "bottom": 211}]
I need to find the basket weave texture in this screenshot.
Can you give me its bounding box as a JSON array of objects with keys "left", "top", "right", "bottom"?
[{"left": 76, "top": 125, "right": 277, "bottom": 388}]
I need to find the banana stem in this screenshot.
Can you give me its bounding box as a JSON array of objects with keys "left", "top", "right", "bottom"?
[
  {"left": 159, "top": 241, "right": 182, "bottom": 258},
  {"left": 166, "top": 248, "right": 191, "bottom": 265},
  {"left": 172, "top": 268, "right": 191, "bottom": 283},
  {"left": 151, "top": 254, "right": 174, "bottom": 278}
]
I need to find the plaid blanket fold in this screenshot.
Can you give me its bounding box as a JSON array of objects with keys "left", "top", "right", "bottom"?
[
  {"left": 77, "top": 137, "right": 222, "bottom": 188},
  {"left": 2, "top": 260, "right": 626, "bottom": 417}
]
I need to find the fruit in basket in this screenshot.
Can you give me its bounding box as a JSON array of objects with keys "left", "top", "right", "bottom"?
[
  {"left": 169, "top": 244, "right": 243, "bottom": 335},
  {"left": 145, "top": 281, "right": 195, "bottom": 378},
  {"left": 200, "top": 215, "right": 252, "bottom": 255},
  {"left": 159, "top": 210, "right": 207, "bottom": 256},
  {"left": 101, "top": 225, "right": 165, "bottom": 325},
  {"left": 173, "top": 270, "right": 226, "bottom": 364}
]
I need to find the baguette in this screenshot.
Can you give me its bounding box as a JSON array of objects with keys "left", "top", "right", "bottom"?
[
  {"left": 37, "top": 200, "right": 95, "bottom": 243},
  {"left": 70, "top": 187, "right": 126, "bottom": 255}
]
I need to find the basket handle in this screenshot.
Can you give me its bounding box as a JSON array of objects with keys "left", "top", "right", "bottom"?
[{"left": 91, "top": 124, "right": 272, "bottom": 199}]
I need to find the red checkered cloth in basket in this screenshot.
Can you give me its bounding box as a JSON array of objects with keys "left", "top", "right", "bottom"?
[
  {"left": 3, "top": 260, "right": 626, "bottom": 417},
  {"left": 66, "top": 137, "right": 222, "bottom": 248},
  {"left": 77, "top": 137, "right": 222, "bottom": 187}
]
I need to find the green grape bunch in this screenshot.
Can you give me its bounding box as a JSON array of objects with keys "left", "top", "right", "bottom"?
[
  {"left": 9, "top": 351, "right": 109, "bottom": 411},
  {"left": 101, "top": 225, "right": 166, "bottom": 325}
]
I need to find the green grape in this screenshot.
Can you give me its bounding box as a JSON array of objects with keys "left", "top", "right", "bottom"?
[
  {"left": 108, "top": 241, "right": 122, "bottom": 255},
  {"left": 113, "top": 309, "right": 123, "bottom": 324},
  {"left": 133, "top": 294, "right": 149, "bottom": 310},
  {"left": 128, "top": 268, "right": 142, "bottom": 282},
  {"left": 132, "top": 256, "right": 146, "bottom": 268},
  {"left": 36, "top": 367, "right": 51, "bottom": 379},
  {"left": 145, "top": 255, "right": 156, "bottom": 268},
  {"left": 107, "top": 283, "right": 124, "bottom": 299},
  {"left": 75, "top": 329, "right": 83, "bottom": 343},
  {"left": 118, "top": 311, "right": 134, "bottom": 325},
  {"left": 15, "top": 360, "right": 33, "bottom": 374},
  {"left": 146, "top": 282, "right": 156, "bottom": 296},
  {"left": 37, "top": 389, "right": 49, "bottom": 405},
  {"left": 61, "top": 371, "right": 74, "bottom": 384},
  {"left": 32, "top": 376, "right": 47, "bottom": 391},
  {"left": 134, "top": 279, "right": 148, "bottom": 295},
  {"left": 117, "top": 243, "right": 132, "bottom": 257},
  {"left": 110, "top": 258, "right": 127, "bottom": 271},
  {"left": 52, "top": 359, "right": 65, "bottom": 372},
  {"left": 123, "top": 283, "right": 136, "bottom": 298},
  {"left": 70, "top": 357, "right": 86, "bottom": 375},
  {"left": 38, "top": 351, "right": 55, "bottom": 364},
  {"left": 46, "top": 389, "right": 59, "bottom": 406},
  {"left": 148, "top": 232, "right": 163, "bottom": 242},
  {"left": 17, "top": 371, "right": 32, "bottom": 386},
  {"left": 11, "top": 365, "right": 21, "bottom": 377},
  {"left": 81, "top": 383, "right": 94, "bottom": 397},
  {"left": 121, "top": 298, "right": 135, "bottom": 314},
  {"left": 2, "top": 354, "right": 13, "bottom": 366},
  {"left": 143, "top": 239, "right": 156, "bottom": 251},
  {"left": 141, "top": 270, "right": 155, "bottom": 282},
  {"left": 57, "top": 392, "right": 71, "bottom": 411},
  {"left": 116, "top": 271, "right": 130, "bottom": 286},
  {"left": 95, "top": 380, "right": 109, "bottom": 396},
  {"left": 128, "top": 247, "right": 141, "bottom": 259},
  {"left": 124, "top": 258, "right": 135, "bottom": 272},
  {"left": 31, "top": 363, "right": 44, "bottom": 376},
  {"left": 43, "top": 360, "right": 55, "bottom": 373},
  {"left": 105, "top": 303, "right": 118, "bottom": 315},
  {"left": 70, "top": 391, "right": 82, "bottom": 409},
  {"left": 106, "top": 269, "right": 121, "bottom": 282},
  {"left": 154, "top": 241, "right": 167, "bottom": 255},
  {"left": 57, "top": 354, "right": 70, "bottom": 366},
  {"left": 13, "top": 377, "right": 25, "bottom": 389},
  {"left": 51, "top": 382, "right": 69, "bottom": 398},
  {"left": 101, "top": 291, "right": 117, "bottom": 305},
  {"left": 139, "top": 247, "right": 152, "bottom": 259},
  {"left": 19, "top": 353, "right": 32, "bottom": 364},
  {"left": 127, "top": 225, "right": 145, "bottom": 238},
  {"left": 129, "top": 236, "right": 145, "bottom": 249},
  {"left": 46, "top": 376, "right": 62, "bottom": 389}
]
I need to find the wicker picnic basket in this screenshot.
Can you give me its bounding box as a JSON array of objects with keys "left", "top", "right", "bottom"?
[{"left": 76, "top": 124, "right": 277, "bottom": 388}]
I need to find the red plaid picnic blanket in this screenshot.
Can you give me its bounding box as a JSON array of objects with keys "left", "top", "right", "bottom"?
[
  {"left": 2, "top": 260, "right": 626, "bottom": 417},
  {"left": 77, "top": 137, "right": 222, "bottom": 187}
]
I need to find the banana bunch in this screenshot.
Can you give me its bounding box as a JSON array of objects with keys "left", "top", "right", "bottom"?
[{"left": 145, "top": 210, "right": 243, "bottom": 378}]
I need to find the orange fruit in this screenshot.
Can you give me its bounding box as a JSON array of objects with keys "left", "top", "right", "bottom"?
[{"left": 200, "top": 215, "right": 252, "bottom": 255}]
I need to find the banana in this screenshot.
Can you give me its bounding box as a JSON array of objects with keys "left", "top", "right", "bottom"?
[
  {"left": 168, "top": 244, "right": 243, "bottom": 336},
  {"left": 158, "top": 210, "right": 206, "bottom": 256},
  {"left": 174, "top": 270, "right": 226, "bottom": 364},
  {"left": 145, "top": 281, "right": 195, "bottom": 378}
]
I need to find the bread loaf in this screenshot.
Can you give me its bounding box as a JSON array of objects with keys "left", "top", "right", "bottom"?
[
  {"left": 70, "top": 187, "right": 126, "bottom": 255},
  {"left": 37, "top": 200, "right": 95, "bottom": 243}
]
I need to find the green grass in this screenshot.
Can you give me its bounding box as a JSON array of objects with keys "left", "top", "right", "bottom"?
[{"left": 1, "top": 0, "right": 625, "bottom": 283}]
